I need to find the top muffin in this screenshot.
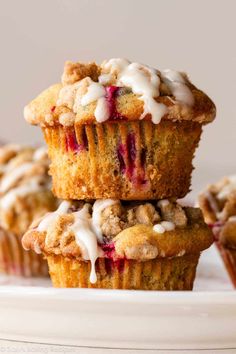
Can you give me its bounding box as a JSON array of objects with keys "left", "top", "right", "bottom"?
[{"left": 23, "top": 59, "right": 216, "bottom": 200}]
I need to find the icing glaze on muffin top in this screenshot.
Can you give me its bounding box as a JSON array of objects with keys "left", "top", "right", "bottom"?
[
  {"left": 56, "top": 58, "right": 193, "bottom": 124},
  {"left": 24, "top": 58, "right": 216, "bottom": 127},
  {"left": 22, "top": 199, "right": 211, "bottom": 283}
]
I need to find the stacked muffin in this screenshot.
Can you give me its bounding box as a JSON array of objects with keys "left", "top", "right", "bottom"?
[
  {"left": 22, "top": 58, "right": 215, "bottom": 289},
  {"left": 0, "top": 144, "right": 57, "bottom": 276}
]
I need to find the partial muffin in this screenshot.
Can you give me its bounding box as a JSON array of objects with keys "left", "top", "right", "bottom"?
[
  {"left": 0, "top": 227, "right": 48, "bottom": 276},
  {"left": 24, "top": 58, "right": 216, "bottom": 200},
  {"left": 22, "top": 199, "right": 213, "bottom": 289},
  {"left": 0, "top": 144, "right": 58, "bottom": 276},
  {"left": 199, "top": 175, "right": 236, "bottom": 287}
]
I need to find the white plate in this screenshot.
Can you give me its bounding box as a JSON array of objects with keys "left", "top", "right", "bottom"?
[{"left": 0, "top": 246, "right": 235, "bottom": 350}]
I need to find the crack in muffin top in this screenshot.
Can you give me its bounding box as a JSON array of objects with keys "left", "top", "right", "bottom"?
[{"left": 24, "top": 58, "right": 216, "bottom": 127}]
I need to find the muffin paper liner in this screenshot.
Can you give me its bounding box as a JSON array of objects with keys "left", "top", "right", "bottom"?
[
  {"left": 46, "top": 254, "right": 200, "bottom": 290},
  {"left": 215, "top": 242, "right": 236, "bottom": 288},
  {"left": 43, "top": 120, "right": 202, "bottom": 200}
]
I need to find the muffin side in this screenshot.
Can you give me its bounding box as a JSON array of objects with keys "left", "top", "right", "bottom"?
[{"left": 199, "top": 175, "right": 236, "bottom": 287}]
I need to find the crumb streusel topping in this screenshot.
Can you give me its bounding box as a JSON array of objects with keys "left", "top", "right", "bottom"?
[{"left": 24, "top": 58, "right": 216, "bottom": 127}]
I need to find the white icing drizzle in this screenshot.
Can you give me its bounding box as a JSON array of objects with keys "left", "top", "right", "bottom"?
[
  {"left": 153, "top": 224, "right": 165, "bottom": 233},
  {"left": 92, "top": 199, "right": 119, "bottom": 243},
  {"left": 0, "top": 177, "right": 46, "bottom": 209},
  {"left": 153, "top": 221, "right": 175, "bottom": 234},
  {"left": 80, "top": 81, "right": 105, "bottom": 106},
  {"left": 71, "top": 204, "right": 99, "bottom": 284},
  {"left": 36, "top": 199, "right": 118, "bottom": 284},
  {"left": 33, "top": 146, "right": 48, "bottom": 161},
  {"left": 0, "top": 145, "right": 50, "bottom": 210},
  {"left": 94, "top": 96, "right": 110, "bottom": 122},
  {"left": 98, "top": 73, "right": 113, "bottom": 85},
  {"left": 102, "top": 59, "right": 168, "bottom": 124},
  {"left": 0, "top": 162, "right": 34, "bottom": 193},
  {"left": 157, "top": 199, "right": 170, "bottom": 208},
  {"left": 229, "top": 216, "right": 236, "bottom": 222},
  {"left": 161, "top": 69, "right": 194, "bottom": 106},
  {"left": 217, "top": 175, "right": 236, "bottom": 200},
  {"left": 37, "top": 201, "right": 71, "bottom": 232},
  {"left": 56, "top": 58, "right": 193, "bottom": 125}
]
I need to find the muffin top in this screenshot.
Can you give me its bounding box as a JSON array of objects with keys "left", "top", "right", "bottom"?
[
  {"left": 0, "top": 144, "right": 57, "bottom": 235},
  {"left": 22, "top": 198, "right": 212, "bottom": 283},
  {"left": 199, "top": 175, "right": 236, "bottom": 249},
  {"left": 24, "top": 58, "right": 216, "bottom": 127}
]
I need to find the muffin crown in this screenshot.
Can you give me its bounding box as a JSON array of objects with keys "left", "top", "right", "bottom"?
[{"left": 24, "top": 58, "right": 216, "bottom": 127}]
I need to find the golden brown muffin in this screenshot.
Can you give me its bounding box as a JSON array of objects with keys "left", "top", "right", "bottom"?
[
  {"left": 199, "top": 175, "right": 236, "bottom": 287},
  {"left": 0, "top": 144, "right": 58, "bottom": 277},
  {"left": 22, "top": 199, "right": 213, "bottom": 289},
  {"left": 24, "top": 59, "right": 216, "bottom": 200}
]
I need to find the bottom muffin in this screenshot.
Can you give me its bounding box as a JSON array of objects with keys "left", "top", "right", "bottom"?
[
  {"left": 0, "top": 227, "right": 48, "bottom": 277},
  {"left": 199, "top": 175, "right": 236, "bottom": 288},
  {"left": 22, "top": 199, "right": 213, "bottom": 290}
]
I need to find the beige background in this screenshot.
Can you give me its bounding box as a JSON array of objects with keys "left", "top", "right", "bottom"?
[{"left": 0, "top": 0, "right": 235, "bottom": 198}]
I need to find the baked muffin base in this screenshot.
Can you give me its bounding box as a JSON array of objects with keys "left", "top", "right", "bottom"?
[
  {"left": 47, "top": 254, "right": 199, "bottom": 290},
  {"left": 44, "top": 120, "right": 202, "bottom": 200}
]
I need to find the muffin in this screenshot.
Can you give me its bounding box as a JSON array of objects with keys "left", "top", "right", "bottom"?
[
  {"left": 0, "top": 226, "right": 48, "bottom": 276},
  {"left": 0, "top": 144, "right": 58, "bottom": 276},
  {"left": 24, "top": 58, "right": 216, "bottom": 200},
  {"left": 199, "top": 175, "right": 236, "bottom": 287},
  {"left": 22, "top": 199, "right": 213, "bottom": 289}
]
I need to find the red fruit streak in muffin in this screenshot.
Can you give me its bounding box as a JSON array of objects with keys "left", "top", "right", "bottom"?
[
  {"left": 105, "top": 86, "right": 126, "bottom": 121},
  {"left": 65, "top": 128, "right": 88, "bottom": 153},
  {"left": 117, "top": 133, "right": 147, "bottom": 185},
  {"left": 101, "top": 243, "right": 125, "bottom": 273},
  {"left": 50, "top": 106, "right": 56, "bottom": 112}
]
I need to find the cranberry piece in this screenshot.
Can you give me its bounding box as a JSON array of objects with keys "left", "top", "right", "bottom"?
[
  {"left": 126, "top": 133, "right": 136, "bottom": 177},
  {"left": 117, "top": 144, "right": 126, "bottom": 174},
  {"left": 65, "top": 128, "right": 89, "bottom": 153},
  {"left": 102, "top": 243, "right": 115, "bottom": 258},
  {"left": 50, "top": 106, "right": 56, "bottom": 112},
  {"left": 117, "top": 134, "right": 148, "bottom": 186},
  {"left": 140, "top": 148, "right": 146, "bottom": 168},
  {"left": 105, "top": 86, "right": 127, "bottom": 121},
  {"left": 65, "top": 129, "right": 79, "bottom": 152},
  {"left": 104, "top": 258, "right": 113, "bottom": 275}
]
